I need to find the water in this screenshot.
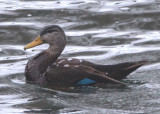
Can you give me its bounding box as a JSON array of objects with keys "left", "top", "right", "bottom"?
[{"left": 0, "top": 0, "right": 160, "bottom": 113}]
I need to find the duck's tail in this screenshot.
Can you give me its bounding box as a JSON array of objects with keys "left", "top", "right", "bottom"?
[{"left": 93, "top": 60, "right": 148, "bottom": 80}]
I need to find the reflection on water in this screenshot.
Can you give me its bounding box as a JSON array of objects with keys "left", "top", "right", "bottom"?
[{"left": 0, "top": 0, "right": 160, "bottom": 113}]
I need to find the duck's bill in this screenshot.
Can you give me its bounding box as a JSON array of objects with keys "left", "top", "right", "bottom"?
[{"left": 24, "top": 36, "right": 43, "bottom": 50}]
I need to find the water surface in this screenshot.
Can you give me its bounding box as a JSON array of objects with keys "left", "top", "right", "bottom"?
[{"left": 0, "top": 0, "right": 160, "bottom": 113}]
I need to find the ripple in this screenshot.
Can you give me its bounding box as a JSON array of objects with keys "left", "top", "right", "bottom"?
[
  {"left": 0, "top": 0, "right": 160, "bottom": 113},
  {"left": 0, "top": 61, "right": 26, "bottom": 76},
  {"left": 1, "top": 49, "right": 25, "bottom": 56}
]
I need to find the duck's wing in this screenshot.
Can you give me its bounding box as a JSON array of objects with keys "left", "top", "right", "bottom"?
[
  {"left": 55, "top": 59, "right": 147, "bottom": 81},
  {"left": 44, "top": 65, "right": 124, "bottom": 86},
  {"left": 82, "top": 60, "right": 148, "bottom": 80},
  {"left": 76, "top": 65, "right": 125, "bottom": 85}
]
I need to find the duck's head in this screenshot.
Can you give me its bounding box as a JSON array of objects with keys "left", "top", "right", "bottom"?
[{"left": 24, "top": 25, "right": 66, "bottom": 50}]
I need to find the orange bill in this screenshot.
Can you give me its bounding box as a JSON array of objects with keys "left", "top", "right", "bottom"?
[{"left": 24, "top": 36, "right": 43, "bottom": 50}]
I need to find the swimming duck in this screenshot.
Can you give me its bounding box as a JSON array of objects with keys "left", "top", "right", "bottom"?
[{"left": 24, "top": 25, "right": 147, "bottom": 86}]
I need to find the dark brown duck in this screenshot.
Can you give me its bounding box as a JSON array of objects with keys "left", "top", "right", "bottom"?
[{"left": 24, "top": 25, "right": 147, "bottom": 86}]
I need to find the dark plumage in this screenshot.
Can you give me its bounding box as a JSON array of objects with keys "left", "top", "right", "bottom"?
[{"left": 24, "top": 25, "right": 147, "bottom": 86}]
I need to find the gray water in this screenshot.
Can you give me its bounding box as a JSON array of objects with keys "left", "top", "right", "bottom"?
[{"left": 0, "top": 0, "right": 160, "bottom": 113}]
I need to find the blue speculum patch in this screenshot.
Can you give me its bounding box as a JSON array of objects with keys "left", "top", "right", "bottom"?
[{"left": 77, "top": 78, "right": 96, "bottom": 85}]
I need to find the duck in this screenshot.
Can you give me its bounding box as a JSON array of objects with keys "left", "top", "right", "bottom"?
[{"left": 24, "top": 25, "right": 147, "bottom": 86}]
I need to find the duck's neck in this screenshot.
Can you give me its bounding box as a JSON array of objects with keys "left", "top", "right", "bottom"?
[
  {"left": 25, "top": 44, "right": 65, "bottom": 82},
  {"left": 39, "top": 45, "right": 65, "bottom": 74}
]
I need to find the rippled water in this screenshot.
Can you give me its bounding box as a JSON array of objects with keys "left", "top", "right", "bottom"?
[{"left": 1, "top": 0, "right": 160, "bottom": 113}]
